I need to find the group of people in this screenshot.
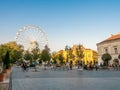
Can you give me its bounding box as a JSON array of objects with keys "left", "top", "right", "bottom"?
[
  {"left": 21, "top": 61, "right": 30, "bottom": 71},
  {"left": 17, "top": 59, "right": 103, "bottom": 72},
  {"left": 41, "top": 60, "right": 73, "bottom": 71},
  {"left": 20, "top": 60, "right": 39, "bottom": 72},
  {"left": 77, "top": 60, "right": 99, "bottom": 71}
]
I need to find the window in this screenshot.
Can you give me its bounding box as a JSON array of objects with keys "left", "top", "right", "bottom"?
[
  {"left": 88, "top": 54, "right": 91, "bottom": 58},
  {"left": 114, "top": 47, "right": 118, "bottom": 54},
  {"left": 104, "top": 48, "right": 108, "bottom": 53}
]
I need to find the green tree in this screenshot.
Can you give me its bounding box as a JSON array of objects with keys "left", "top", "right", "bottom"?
[
  {"left": 24, "top": 50, "right": 32, "bottom": 60},
  {"left": 23, "top": 50, "right": 33, "bottom": 65},
  {"left": 41, "top": 45, "right": 51, "bottom": 62},
  {"left": 0, "top": 45, "right": 8, "bottom": 62},
  {"left": 0, "top": 41, "right": 24, "bottom": 63},
  {"left": 3, "top": 51, "right": 10, "bottom": 69},
  {"left": 6, "top": 42, "right": 24, "bottom": 63},
  {"left": 101, "top": 53, "right": 112, "bottom": 66},
  {"left": 31, "top": 47, "right": 41, "bottom": 60},
  {"left": 118, "top": 54, "right": 120, "bottom": 60},
  {"left": 0, "top": 41, "right": 24, "bottom": 65}
]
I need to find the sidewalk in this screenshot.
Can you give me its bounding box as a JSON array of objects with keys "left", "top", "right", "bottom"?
[{"left": 0, "top": 69, "right": 11, "bottom": 90}]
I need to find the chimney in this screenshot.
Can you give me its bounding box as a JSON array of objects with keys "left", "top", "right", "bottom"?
[{"left": 111, "top": 34, "right": 114, "bottom": 36}]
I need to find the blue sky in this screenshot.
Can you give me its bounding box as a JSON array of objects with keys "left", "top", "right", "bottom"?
[{"left": 0, "top": 0, "right": 120, "bottom": 52}]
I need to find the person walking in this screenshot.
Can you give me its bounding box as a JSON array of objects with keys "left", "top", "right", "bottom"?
[
  {"left": 66, "top": 61, "right": 69, "bottom": 70},
  {"left": 22, "top": 61, "right": 27, "bottom": 71},
  {"left": 95, "top": 62, "right": 99, "bottom": 71},
  {"left": 70, "top": 60, "right": 73, "bottom": 70}
]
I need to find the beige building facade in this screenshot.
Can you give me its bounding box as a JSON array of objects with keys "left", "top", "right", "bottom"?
[{"left": 97, "top": 33, "right": 120, "bottom": 65}]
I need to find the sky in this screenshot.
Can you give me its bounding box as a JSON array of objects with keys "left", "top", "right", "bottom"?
[{"left": 0, "top": 0, "right": 120, "bottom": 52}]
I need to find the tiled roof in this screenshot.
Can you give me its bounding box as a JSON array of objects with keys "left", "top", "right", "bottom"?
[
  {"left": 99, "top": 33, "right": 120, "bottom": 44},
  {"left": 104, "top": 33, "right": 120, "bottom": 41}
]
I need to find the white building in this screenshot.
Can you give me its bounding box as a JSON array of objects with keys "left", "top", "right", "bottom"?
[{"left": 96, "top": 33, "right": 120, "bottom": 65}]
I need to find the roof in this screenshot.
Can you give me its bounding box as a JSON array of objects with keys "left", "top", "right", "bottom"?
[{"left": 97, "top": 33, "right": 120, "bottom": 44}]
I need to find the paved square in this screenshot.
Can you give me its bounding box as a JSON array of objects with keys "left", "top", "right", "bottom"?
[{"left": 10, "top": 67, "right": 120, "bottom": 90}]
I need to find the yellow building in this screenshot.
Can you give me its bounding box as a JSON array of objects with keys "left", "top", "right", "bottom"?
[
  {"left": 83, "top": 49, "right": 98, "bottom": 65},
  {"left": 52, "top": 45, "right": 98, "bottom": 66},
  {"left": 72, "top": 45, "right": 98, "bottom": 65}
]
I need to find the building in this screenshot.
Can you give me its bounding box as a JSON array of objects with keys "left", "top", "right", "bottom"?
[
  {"left": 72, "top": 45, "right": 98, "bottom": 65},
  {"left": 83, "top": 49, "right": 98, "bottom": 65},
  {"left": 97, "top": 33, "right": 120, "bottom": 65},
  {"left": 52, "top": 44, "right": 98, "bottom": 65}
]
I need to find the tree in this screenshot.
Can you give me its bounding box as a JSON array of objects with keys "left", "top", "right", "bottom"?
[
  {"left": 101, "top": 53, "right": 112, "bottom": 66},
  {"left": 68, "top": 48, "right": 75, "bottom": 61},
  {"left": 0, "top": 41, "right": 24, "bottom": 71},
  {"left": 24, "top": 50, "right": 32, "bottom": 60},
  {"left": 10, "top": 48, "right": 24, "bottom": 63},
  {"left": 51, "top": 52, "right": 58, "bottom": 64},
  {"left": 6, "top": 42, "right": 24, "bottom": 63},
  {"left": 0, "top": 41, "right": 24, "bottom": 63},
  {"left": 65, "top": 45, "right": 71, "bottom": 62},
  {"left": 41, "top": 50, "right": 50, "bottom": 62},
  {"left": 75, "top": 44, "right": 84, "bottom": 66},
  {"left": 118, "top": 54, "right": 120, "bottom": 60},
  {"left": 3, "top": 51, "right": 10, "bottom": 69},
  {"left": 41, "top": 45, "right": 51, "bottom": 62},
  {"left": 31, "top": 47, "right": 41, "bottom": 60},
  {"left": 75, "top": 44, "right": 84, "bottom": 60},
  {"left": 0, "top": 45, "right": 8, "bottom": 62},
  {"left": 58, "top": 53, "right": 64, "bottom": 65}
]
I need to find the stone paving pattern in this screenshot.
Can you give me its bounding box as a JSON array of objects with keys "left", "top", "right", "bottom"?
[{"left": 10, "top": 67, "right": 120, "bottom": 90}]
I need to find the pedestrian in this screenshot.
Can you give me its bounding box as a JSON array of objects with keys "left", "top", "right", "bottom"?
[
  {"left": 22, "top": 61, "right": 27, "bottom": 71},
  {"left": 95, "top": 63, "right": 99, "bottom": 71},
  {"left": 77, "top": 61, "right": 80, "bottom": 69},
  {"left": 66, "top": 61, "right": 69, "bottom": 70},
  {"left": 70, "top": 60, "right": 73, "bottom": 70}
]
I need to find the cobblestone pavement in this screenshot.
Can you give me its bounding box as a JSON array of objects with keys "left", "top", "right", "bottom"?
[{"left": 10, "top": 67, "right": 120, "bottom": 90}]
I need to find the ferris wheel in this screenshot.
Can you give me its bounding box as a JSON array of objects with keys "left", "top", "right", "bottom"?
[{"left": 15, "top": 25, "right": 48, "bottom": 51}]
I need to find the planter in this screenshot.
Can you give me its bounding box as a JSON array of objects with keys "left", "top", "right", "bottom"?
[
  {"left": 8, "top": 66, "right": 12, "bottom": 70},
  {"left": 0, "top": 73, "right": 4, "bottom": 82},
  {"left": 2, "top": 69, "right": 8, "bottom": 73}
]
